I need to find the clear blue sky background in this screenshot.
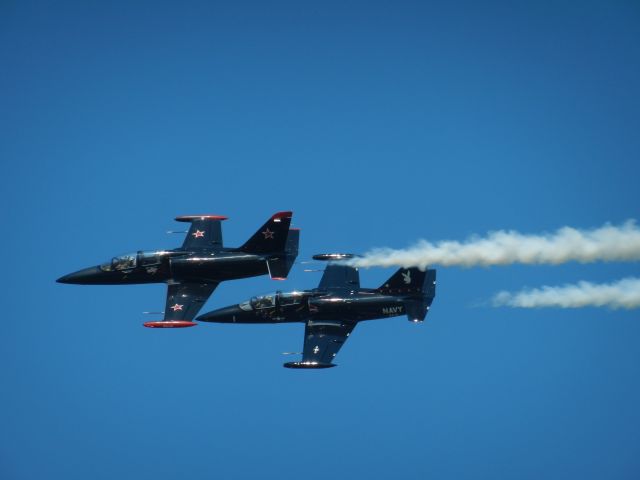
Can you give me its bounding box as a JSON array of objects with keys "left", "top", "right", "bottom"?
[{"left": 2, "top": 1, "right": 639, "bottom": 479}]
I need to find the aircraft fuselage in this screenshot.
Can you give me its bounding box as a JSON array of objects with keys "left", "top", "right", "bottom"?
[
  {"left": 57, "top": 249, "right": 270, "bottom": 285},
  {"left": 198, "top": 289, "right": 411, "bottom": 324}
]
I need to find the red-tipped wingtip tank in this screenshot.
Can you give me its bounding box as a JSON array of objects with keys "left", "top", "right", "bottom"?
[
  {"left": 174, "top": 215, "right": 228, "bottom": 222},
  {"left": 143, "top": 321, "right": 197, "bottom": 328}
]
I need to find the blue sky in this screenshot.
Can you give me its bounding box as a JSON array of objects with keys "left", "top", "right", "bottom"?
[{"left": 2, "top": 1, "right": 640, "bottom": 479}]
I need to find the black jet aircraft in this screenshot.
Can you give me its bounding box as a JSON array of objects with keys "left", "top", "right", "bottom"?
[
  {"left": 57, "top": 212, "right": 299, "bottom": 328},
  {"left": 197, "top": 254, "right": 436, "bottom": 368}
]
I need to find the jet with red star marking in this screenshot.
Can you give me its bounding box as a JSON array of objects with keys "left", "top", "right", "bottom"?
[
  {"left": 197, "top": 254, "right": 436, "bottom": 368},
  {"left": 57, "top": 212, "right": 299, "bottom": 328}
]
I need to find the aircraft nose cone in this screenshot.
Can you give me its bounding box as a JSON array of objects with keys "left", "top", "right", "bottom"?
[{"left": 56, "top": 266, "right": 102, "bottom": 284}]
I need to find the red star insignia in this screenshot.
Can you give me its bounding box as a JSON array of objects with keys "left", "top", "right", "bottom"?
[
  {"left": 262, "top": 228, "right": 274, "bottom": 239},
  {"left": 193, "top": 230, "right": 205, "bottom": 238},
  {"left": 170, "top": 303, "right": 184, "bottom": 312}
]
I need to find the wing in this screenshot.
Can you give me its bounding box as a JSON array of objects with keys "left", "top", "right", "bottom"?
[
  {"left": 318, "top": 264, "right": 360, "bottom": 292},
  {"left": 283, "top": 319, "right": 357, "bottom": 368},
  {"left": 174, "top": 215, "right": 227, "bottom": 251},
  {"left": 144, "top": 282, "right": 219, "bottom": 328}
]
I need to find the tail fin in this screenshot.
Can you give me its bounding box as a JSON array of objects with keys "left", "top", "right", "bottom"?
[
  {"left": 239, "top": 211, "right": 293, "bottom": 254},
  {"left": 378, "top": 268, "right": 437, "bottom": 322},
  {"left": 266, "top": 229, "right": 300, "bottom": 280},
  {"left": 378, "top": 267, "right": 430, "bottom": 295}
]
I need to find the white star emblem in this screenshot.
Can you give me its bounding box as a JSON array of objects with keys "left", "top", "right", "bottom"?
[
  {"left": 193, "top": 230, "right": 205, "bottom": 238},
  {"left": 170, "top": 303, "right": 184, "bottom": 312},
  {"left": 262, "top": 228, "right": 274, "bottom": 239},
  {"left": 313, "top": 345, "right": 320, "bottom": 354},
  {"left": 146, "top": 266, "right": 158, "bottom": 275}
]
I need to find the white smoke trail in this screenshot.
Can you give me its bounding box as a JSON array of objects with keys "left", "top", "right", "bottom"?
[
  {"left": 349, "top": 221, "right": 640, "bottom": 269},
  {"left": 492, "top": 277, "right": 640, "bottom": 309}
]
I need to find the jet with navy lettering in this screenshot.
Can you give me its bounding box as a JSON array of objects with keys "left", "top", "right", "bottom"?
[
  {"left": 197, "top": 254, "right": 436, "bottom": 368},
  {"left": 57, "top": 212, "right": 299, "bottom": 328}
]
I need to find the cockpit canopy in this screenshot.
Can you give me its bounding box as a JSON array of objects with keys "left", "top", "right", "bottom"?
[
  {"left": 239, "top": 291, "right": 306, "bottom": 311},
  {"left": 99, "top": 251, "right": 168, "bottom": 272},
  {"left": 100, "top": 253, "right": 137, "bottom": 272}
]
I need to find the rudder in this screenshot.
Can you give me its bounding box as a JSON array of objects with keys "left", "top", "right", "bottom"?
[{"left": 266, "top": 229, "right": 300, "bottom": 280}]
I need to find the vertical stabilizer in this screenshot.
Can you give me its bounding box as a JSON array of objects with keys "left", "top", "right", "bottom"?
[
  {"left": 378, "top": 268, "right": 436, "bottom": 322},
  {"left": 239, "top": 211, "right": 293, "bottom": 254}
]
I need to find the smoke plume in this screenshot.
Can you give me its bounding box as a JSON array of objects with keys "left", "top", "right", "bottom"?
[
  {"left": 492, "top": 277, "right": 640, "bottom": 309},
  {"left": 349, "top": 221, "right": 640, "bottom": 269}
]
